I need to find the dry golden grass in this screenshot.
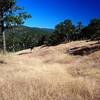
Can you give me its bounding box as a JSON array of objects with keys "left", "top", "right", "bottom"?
[{"left": 0, "top": 40, "right": 100, "bottom": 100}]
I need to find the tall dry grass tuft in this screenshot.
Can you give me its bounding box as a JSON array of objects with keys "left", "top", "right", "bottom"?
[{"left": 0, "top": 78, "right": 99, "bottom": 100}]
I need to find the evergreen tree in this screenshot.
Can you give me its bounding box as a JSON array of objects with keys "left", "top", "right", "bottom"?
[{"left": 0, "top": 0, "right": 31, "bottom": 53}]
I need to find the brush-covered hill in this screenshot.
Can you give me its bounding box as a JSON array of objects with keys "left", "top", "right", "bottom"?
[
  {"left": 11, "top": 26, "right": 53, "bottom": 35},
  {"left": 2, "top": 26, "right": 54, "bottom": 51}
]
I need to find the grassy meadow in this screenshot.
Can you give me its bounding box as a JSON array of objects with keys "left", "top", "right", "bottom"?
[{"left": 0, "top": 41, "right": 100, "bottom": 100}]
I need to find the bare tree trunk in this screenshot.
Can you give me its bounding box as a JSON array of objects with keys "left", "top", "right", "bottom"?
[
  {"left": 2, "top": 31, "right": 6, "bottom": 54},
  {"left": 1, "top": 12, "right": 6, "bottom": 54}
]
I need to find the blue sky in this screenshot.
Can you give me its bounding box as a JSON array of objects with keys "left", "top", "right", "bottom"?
[{"left": 17, "top": 0, "right": 100, "bottom": 28}]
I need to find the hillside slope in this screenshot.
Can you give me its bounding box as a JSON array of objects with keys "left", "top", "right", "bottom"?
[
  {"left": 0, "top": 40, "right": 100, "bottom": 100},
  {"left": 6, "top": 26, "right": 53, "bottom": 35}
]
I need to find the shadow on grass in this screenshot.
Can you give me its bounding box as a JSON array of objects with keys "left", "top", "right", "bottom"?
[
  {"left": 67, "top": 41, "right": 100, "bottom": 56},
  {"left": 0, "top": 60, "right": 7, "bottom": 64}
]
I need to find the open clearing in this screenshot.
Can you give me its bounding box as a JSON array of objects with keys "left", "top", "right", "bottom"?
[{"left": 0, "top": 41, "right": 100, "bottom": 100}]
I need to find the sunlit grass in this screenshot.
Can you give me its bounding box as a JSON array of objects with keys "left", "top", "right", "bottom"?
[{"left": 0, "top": 41, "right": 100, "bottom": 100}]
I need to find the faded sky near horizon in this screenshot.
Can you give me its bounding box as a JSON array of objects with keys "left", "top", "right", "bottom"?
[{"left": 17, "top": 0, "right": 100, "bottom": 28}]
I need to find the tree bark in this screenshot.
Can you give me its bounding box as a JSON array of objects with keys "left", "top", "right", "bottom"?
[
  {"left": 2, "top": 31, "right": 6, "bottom": 54},
  {"left": 1, "top": 12, "right": 6, "bottom": 54}
]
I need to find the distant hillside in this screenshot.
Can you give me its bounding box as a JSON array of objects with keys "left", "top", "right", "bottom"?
[
  {"left": 8, "top": 26, "right": 54, "bottom": 35},
  {"left": 41, "top": 28, "right": 54, "bottom": 33},
  {"left": 2, "top": 26, "right": 54, "bottom": 51}
]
